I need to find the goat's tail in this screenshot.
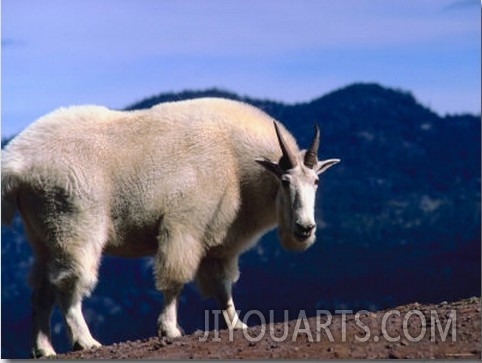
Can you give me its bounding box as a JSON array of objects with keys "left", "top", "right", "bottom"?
[{"left": 1, "top": 153, "right": 21, "bottom": 226}]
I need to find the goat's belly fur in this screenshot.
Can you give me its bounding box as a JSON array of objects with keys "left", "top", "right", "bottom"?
[{"left": 103, "top": 240, "right": 158, "bottom": 257}]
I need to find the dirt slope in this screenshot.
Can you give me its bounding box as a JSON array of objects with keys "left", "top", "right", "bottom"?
[{"left": 52, "top": 297, "right": 480, "bottom": 360}]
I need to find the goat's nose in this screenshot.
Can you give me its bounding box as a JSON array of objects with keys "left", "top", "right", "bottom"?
[{"left": 295, "top": 222, "right": 315, "bottom": 234}]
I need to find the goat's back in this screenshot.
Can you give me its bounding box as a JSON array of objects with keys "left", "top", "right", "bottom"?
[{"left": 3, "top": 98, "right": 298, "bottom": 181}]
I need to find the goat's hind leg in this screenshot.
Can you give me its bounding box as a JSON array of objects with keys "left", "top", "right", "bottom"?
[
  {"left": 22, "top": 209, "right": 57, "bottom": 358},
  {"left": 51, "top": 241, "right": 103, "bottom": 352},
  {"left": 44, "top": 219, "right": 104, "bottom": 351},
  {"left": 19, "top": 185, "right": 104, "bottom": 354},
  {"left": 29, "top": 258, "right": 57, "bottom": 358},
  {"left": 30, "top": 256, "right": 101, "bottom": 356}
]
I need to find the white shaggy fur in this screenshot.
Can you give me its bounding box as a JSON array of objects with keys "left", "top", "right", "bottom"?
[{"left": 1, "top": 98, "right": 339, "bottom": 357}]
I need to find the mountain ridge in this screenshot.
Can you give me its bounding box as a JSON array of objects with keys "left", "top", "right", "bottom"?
[{"left": 125, "top": 82, "right": 476, "bottom": 120}]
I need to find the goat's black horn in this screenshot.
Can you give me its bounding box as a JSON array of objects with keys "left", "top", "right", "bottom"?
[
  {"left": 304, "top": 124, "right": 320, "bottom": 169},
  {"left": 273, "top": 121, "right": 298, "bottom": 170}
]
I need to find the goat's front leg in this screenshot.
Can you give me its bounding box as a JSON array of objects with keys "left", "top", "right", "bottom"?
[
  {"left": 157, "top": 284, "right": 184, "bottom": 338},
  {"left": 196, "top": 256, "right": 248, "bottom": 330},
  {"left": 221, "top": 295, "right": 248, "bottom": 330},
  {"left": 154, "top": 229, "right": 204, "bottom": 338}
]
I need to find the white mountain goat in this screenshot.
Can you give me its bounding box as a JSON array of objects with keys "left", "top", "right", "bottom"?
[{"left": 1, "top": 98, "right": 339, "bottom": 357}]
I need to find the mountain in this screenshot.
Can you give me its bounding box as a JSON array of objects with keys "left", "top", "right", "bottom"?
[{"left": 1, "top": 83, "right": 480, "bottom": 358}]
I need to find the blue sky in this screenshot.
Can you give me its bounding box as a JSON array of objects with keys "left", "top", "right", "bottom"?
[{"left": 2, "top": 0, "right": 480, "bottom": 138}]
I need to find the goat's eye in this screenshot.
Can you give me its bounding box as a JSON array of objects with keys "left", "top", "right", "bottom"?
[
  {"left": 281, "top": 176, "right": 290, "bottom": 188},
  {"left": 314, "top": 179, "right": 319, "bottom": 186}
]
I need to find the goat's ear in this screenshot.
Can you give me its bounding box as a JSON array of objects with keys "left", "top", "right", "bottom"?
[
  {"left": 255, "top": 157, "right": 282, "bottom": 178},
  {"left": 316, "top": 158, "right": 340, "bottom": 175}
]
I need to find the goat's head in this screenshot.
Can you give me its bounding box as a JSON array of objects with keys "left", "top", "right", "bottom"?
[{"left": 256, "top": 122, "right": 340, "bottom": 251}]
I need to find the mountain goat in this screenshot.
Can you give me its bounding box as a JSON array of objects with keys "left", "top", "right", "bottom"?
[{"left": 1, "top": 98, "right": 339, "bottom": 357}]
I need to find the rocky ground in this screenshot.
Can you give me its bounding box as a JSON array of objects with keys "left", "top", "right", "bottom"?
[{"left": 51, "top": 297, "right": 480, "bottom": 360}]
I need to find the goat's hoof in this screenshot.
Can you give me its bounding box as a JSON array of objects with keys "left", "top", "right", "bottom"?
[
  {"left": 72, "top": 338, "right": 102, "bottom": 351},
  {"left": 158, "top": 325, "right": 183, "bottom": 338},
  {"left": 31, "top": 347, "right": 56, "bottom": 359},
  {"left": 235, "top": 321, "right": 248, "bottom": 330}
]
